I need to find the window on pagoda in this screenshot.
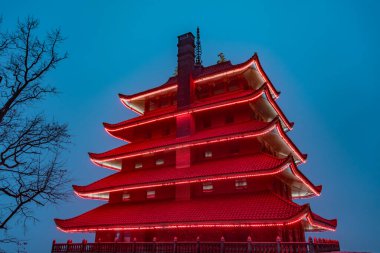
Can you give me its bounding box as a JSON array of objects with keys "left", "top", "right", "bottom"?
[
  {"left": 149, "top": 99, "right": 159, "bottom": 111},
  {"left": 159, "top": 96, "right": 170, "bottom": 108},
  {"left": 202, "top": 182, "right": 214, "bottom": 192},
  {"left": 162, "top": 126, "right": 171, "bottom": 136},
  {"left": 227, "top": 78, "right": 241, "bottom": 91},
  {"left": 213, "top": 81, "right": 226, "bottom": 95},
  {"left": 203, "top": 118, "right": 211, "bottom": 129},
  {"left": 145, "top": 131, "right": 152, "bottom": 139},
  {"left": 134, "top": 162, "right": 143, "bottom": 169},
  {"left": 235, "top": 179, "right": 248, "bottom": 189},
  {"left": 225, "top": 114, "right": 234, "bottom": 124},
  {"left": 230, "top": 143, "right": 240, "bottom": 154},
  {"left": 156, "top": 159, "right": 164, "bottom": 166},
  {"left": 204, "top": 151, "right": 213, "bottom": 158},
  {"left": 196, "top": 84, "right": 210, "bottom": 99},
  {"left": 122, "top": 193, "right": 131, "bottom": 201},
  {"left": 146, "top": 190, "right": 156, "bottom": 199}
]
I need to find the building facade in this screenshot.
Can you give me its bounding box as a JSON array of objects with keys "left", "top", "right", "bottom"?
[{"left": 55, "top": 32, "right": 337, "bottom": 243}]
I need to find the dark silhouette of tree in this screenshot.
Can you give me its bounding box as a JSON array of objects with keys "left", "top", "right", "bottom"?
[{"left": 0, "top": 17, "right": 70, "bottom": 241}]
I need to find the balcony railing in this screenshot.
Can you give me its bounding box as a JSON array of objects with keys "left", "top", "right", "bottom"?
[{"left": 51, "top": 237, "right": 340, "bottom": 253}]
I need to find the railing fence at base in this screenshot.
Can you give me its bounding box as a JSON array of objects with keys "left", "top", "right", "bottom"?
[{"left": 51, "top": 237, "right": 340, "bottom": 253}]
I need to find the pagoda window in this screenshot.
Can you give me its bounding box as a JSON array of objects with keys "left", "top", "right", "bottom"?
[
  {"left": 230, "top": 143, "right": 240, "bottom": 154},
  {"left": 162, "top": 126, "right": 171, "bottom": 136},
  {"left": 160, "top": 96, "right": 170, "bottom": 107},
  {"left": 227, "top": 78, "right": 241, "bottom": 92},
  {"left": 156, "top": 159, "right": 164, "bottom": 166},
  {"left": 213, "top": 81, "right": 226, "bottom": 95},
  {"left": 203, "top": 118, "right": 211, "bottom": 129},
  {"left": 134, "top": 162, "right": 143, "bottom": 169},
  {"left": 146, "top": 190, "right": 156, "bottom": 199},
  {"left": 122, "top": 193, "right": 131, "bottom": 201},
  {"left": 145, "top": 131, "right": 152, "bottom": 139},
  {"left": 225, "top": 114, "right": 234, "bottom": 124},
  {"left": 144, "top": 100, "right": 150, "bottom": 112},
  {"left": 149, "top": 99, "right": 159, "bottom": 111},
  {"left": 235, "top": 179, "right": 248, "bottom": 189},
  {"left": 196, "top": 84, "right": 211, "bottom": 99},
  {"left": 204, "top": 150, "right": 213, "bottom": 158},
  {"left": 202, "top": 182, "right": 214, "bottom": 192}
]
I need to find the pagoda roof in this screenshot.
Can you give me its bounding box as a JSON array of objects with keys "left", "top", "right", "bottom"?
[
  {"left": 74, "top": 154, "right": 321, "bottom": 200},
  {"left": 119, "top": 53, "right": 280, "bottom": 114},
  {"left": 105, "top": 84, "right": 294, "bottom": 142},
  {"left": 54, "top": 191, "right": 336, "bottom": 233},
  {"left": 90, "top": 119, "right": 306, "bottom": 170}
]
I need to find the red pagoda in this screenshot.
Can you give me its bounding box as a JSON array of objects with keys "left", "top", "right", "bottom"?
[{"left": 55, "top": 31, "right": 337, "bottom": 243}]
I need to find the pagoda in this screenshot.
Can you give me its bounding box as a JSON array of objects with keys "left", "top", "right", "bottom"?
[{"left": 55, "top": 31, "right": 337, "bottom": 243}]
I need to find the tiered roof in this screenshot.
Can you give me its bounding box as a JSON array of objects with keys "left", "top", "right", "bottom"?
[
  {"left": 55, "top": 191, "right": 336, "bottom": 233},
  {"left": 90, "top": 119, "right": 306, "bottom": 170},
  {"left": 55, "top": 51, "right": 337, "bottom": 234},
  {"left": 105, "top": 84, "right": 293, "bottom": 142},
  {"left": 119, "top": 54, "right": 279, "bottom": 114},
  {"left": 75, "top": 154, "right": 321, "bottom": 200}
]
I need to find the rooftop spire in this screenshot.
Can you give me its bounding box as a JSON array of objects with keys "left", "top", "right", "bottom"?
[{"left": 195, "top": 27, "right": 202, "bottom": 66}]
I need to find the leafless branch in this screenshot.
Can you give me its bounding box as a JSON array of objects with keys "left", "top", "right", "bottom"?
[{"left": 0, "top": 16, "right": 70, "bottom": 241}]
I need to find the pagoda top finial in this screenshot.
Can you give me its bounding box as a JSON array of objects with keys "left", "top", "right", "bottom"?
[{"left": 195, "top": 27, "right": 202, "bottom": 66}]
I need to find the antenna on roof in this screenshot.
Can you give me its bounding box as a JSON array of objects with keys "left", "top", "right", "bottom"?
[{"left": 195, "top": 26, "right": 202, "bottom": 66}]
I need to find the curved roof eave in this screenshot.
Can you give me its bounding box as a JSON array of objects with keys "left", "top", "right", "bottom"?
[
  {"left": 118, "top": 53, "right": 281, "bottom": 114},
  {"left": 89, "top": 119, "right": 279, "bottom": 170},
  {"left": 104, "top": 84, "right": 293, "bottom": 142},
  {"left": 75, "top": 155, "right": 319, "bottom": 201},
  {"left": 54, "top": 192, "right": 311, "bottom": 233},
  {"left": 90, "top": 118, "right": 306, "bottom": 171},
  {"left": 74, "top": 156, "right": 292, "bottom": 198}
]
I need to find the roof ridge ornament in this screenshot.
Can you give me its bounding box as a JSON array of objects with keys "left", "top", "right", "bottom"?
[{"left": 217, "top": 52, "right": 227, "bottom": 63}]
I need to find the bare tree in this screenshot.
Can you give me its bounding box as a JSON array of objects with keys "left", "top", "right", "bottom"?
[{"left": 0, "top": 17, "right": 70, "bottom": 241}]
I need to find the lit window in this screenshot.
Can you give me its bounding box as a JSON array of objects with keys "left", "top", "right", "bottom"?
[
  {"left": 203, "top": 182, "right": 214, "bottom": 192},
  {"left": 147, "top": 190, "right": 156, "bottom": 199},
  {"left": 134, "top": 162, "right": 143, "bottom": 169},
  {"left": 235, "top": 179, "right": 247, "bottom": 189},
  {"left": 122, "top": 193, "right": 130, "bottom": 201},
  {"left": 204, "top": 151, "right": 212, "bottom": 158},
  {"left": 156, "top": 159, "right": 164, "bottom": 166}
]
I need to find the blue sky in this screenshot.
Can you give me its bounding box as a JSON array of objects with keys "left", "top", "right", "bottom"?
[{"left": 1, "top": 0, "right": 379, "bottom": 252}]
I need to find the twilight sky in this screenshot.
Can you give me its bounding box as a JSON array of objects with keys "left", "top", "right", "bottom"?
[{"left": 1, "top": 1, "right": 379, "bottom": 252}]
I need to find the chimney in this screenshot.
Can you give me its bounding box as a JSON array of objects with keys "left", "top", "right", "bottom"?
[{"left": 177, "top": 32, "right": 195, "bottom": 108}]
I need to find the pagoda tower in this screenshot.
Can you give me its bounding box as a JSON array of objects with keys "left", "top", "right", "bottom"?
[{"left": 55, "top": 32, "right": 337, "bottom": 243}]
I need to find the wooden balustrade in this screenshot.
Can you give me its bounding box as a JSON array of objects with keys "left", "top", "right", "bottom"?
[{"left": 51, "top": 237, "right": 340, "bottom": 253}]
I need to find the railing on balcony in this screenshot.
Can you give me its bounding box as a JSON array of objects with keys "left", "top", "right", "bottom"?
[{"left": 51, "top": 237, "right": 340, "bottom": 253}]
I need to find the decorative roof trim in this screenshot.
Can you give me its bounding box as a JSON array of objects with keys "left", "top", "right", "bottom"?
[
  {"left": 306, "top": 214, "right": 337, "bottom": 232},
  {"left": 118, "top": 53, "right": 280, "bottom": 114},
  {"left": 55, "top": 213, "right": 307, "bottom": 233},
  {"left": 75, "top": 156, "right": 291, "bottom": 198},
  {"left": 90, "top": 119, "right": 306, "bottom": 170},
  {"left": 54, "top": 197, "right": 336, "bottom": 233},
  {"left": 105, "top": 84, "right": 293, "bottom": 142},
  {"left": 74, "top": 156, "right": 320, "bottom": 201},
  {"left": 90, "top": 120, "right": 277, "bottom": 169}
]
